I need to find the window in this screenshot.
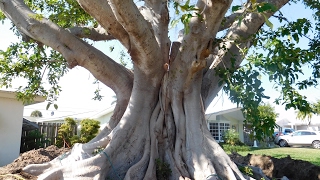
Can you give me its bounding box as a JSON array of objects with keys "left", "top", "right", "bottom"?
[
  {"left": 301, "top": 131, "right": 311, "bottom": 135},
  {"left": 284, "top": 129, "right": 294, "bottom": 134},
  {"left": 208, "top": 122, "right": 230, "bottom": 142}
]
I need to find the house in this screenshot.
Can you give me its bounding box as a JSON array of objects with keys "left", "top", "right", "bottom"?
[
  {"left": 0, "top": 90, "right": 45, "bottom": 166},
  {"left": 30, "top": 105, "right": 115, "bottom": 131},
  {"left": 30, "top": 106, "right": 246, "bottom": 145},
  {"left": 276, "top": 117, "right": 320, "bottom": 131},
  {"left": 205, "top": 108, "right": 245, "bottom": 143}
]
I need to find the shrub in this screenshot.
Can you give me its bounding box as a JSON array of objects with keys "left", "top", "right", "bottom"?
[
  {"left": 223, "top": 129, "right": 242, "bottom": 146},
  {"left": 78, "top": 118, "right": 100, "bottom": 143},
  {"left": 56, "top": 117, "right": 77, "bottom": 148},
  {"left": 56, "top": 118, "right": 100, "bottom": 148},
  {"left": 220, "top": 144, "right": 251, "bottom": 153},
  {"left": 155, "top": 158, "right": 172, "bottom": 180}
]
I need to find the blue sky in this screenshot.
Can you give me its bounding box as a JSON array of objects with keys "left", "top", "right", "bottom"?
[{"left": 0, "top": 1, "right": 319, "bottom": 122}]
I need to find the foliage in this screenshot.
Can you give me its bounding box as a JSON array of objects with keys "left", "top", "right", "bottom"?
[
  {"left": 30, "top": 110, "right": 42, "bottom": 117},
  {"left": 313, "top": 100, "right": 320, "bottom": 115},
  {"left": 295, "top": 99, "right": 320, "bottom": 124},
  {"left": 155, "top": 158, "right": 172, "bottom": 180},
  {"left": 78, "top": 118, "right": 100, "bottom": 143},
  {"left": 56, "top": 117, "right": 100, "bottom": 148},
  {"left": 56, "top": 117, "right": 77, "bottom": 148},
  {"left": 222, "top": 129, "right": 241, "bottom": 146},
  {"left": 22, "top": 129, "right": 50, "bottom": 152},
  {"left": 220, "top": 144, "right": 251, "bottom": 153},
  {"left": 92, "top": 146, "right": 104, "bottom": 155},
  {"left": 215, "top": 0, "right": 320, "bottom": 141},
  {"left": 0, "top": 1, "right": 318, "bottom": 141},
  {"left": 238, "top": 166, "right": 253, "bottom": 177},
  {"left": 243, "top": 103, "right": 278, "bottom": 141}
]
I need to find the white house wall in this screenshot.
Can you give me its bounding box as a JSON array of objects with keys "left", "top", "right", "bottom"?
[
  {"left": 221, "top": 114, "right": 244, "bottom": 142},
  {"left": 0, "top": 97, "right": 24, "bottom": 166},
  {"left": 96, "top": 112, "right": 113, "bottom": 130}
]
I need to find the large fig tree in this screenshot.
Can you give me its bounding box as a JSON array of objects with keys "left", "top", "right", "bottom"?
[{"left": 0, "top": 0, "right": 319, "bottom": 179}]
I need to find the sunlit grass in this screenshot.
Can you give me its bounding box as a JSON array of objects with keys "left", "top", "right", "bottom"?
[{"left": 233, "top": 147, "right": 320, "bottom": 166}]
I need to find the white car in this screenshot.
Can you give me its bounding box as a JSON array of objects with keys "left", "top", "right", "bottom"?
[{"left": 274, "top": 130, "right": 320, "bottom": 149}]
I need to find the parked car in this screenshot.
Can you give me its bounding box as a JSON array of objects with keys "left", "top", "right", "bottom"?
[
  {"left": 272, "top": 128, "right": 295, "bottom": 140},
  {"left": 274, "top": 130, "right": 320, "bottom": 149}
]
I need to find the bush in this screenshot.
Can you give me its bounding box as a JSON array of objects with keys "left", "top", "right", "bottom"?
[
  {"left": 56, "top": 118, "right": 100, "bottom": 148},
  {"left": 56, "top": 117, "right": 77, "bottom": 148},
  {"left": 78, "top": 118, "right": 100, "bottom": 143},
  {"left": 219, "top": 144, "right": 251, "bottom": 153},
  {"left": 223, "top": 129, "right": 243, "bottom": 146}
]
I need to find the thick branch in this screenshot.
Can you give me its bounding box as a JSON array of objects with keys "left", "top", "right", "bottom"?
[
  {"left": 108, "top": 0, "right": 163, "bottom": 76},
  {"left": 67, "top": 26, "right": 115, "bottom": 41},
  {"left": 76, "top": 0, "right": 131, "bottom": 49},
  {"left": 201, "top": 0, "right": 290, "bottom": 110},
  {"left": 198, "top": 0, "right": 233, "bottom": 38},
  {"left": 219, "top": 12, "right": 243, "bottom": 32},
  {"left": 0, "top": 0, "right": 133, "bottom": 110},
  {"left": 142, "top": 1, "right": 171, "bottom": 65},
  {"left": 218, "top": 1, "right": 251, "bottom": 32}
]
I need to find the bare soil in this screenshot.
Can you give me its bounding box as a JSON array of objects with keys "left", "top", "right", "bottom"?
[
  {"left": 0, "top": 146, "right": 69, "bottom": 180},
  {"left": 0, "top": 146, "right": 319, "bottom": 180},
  {"left": 230, "top": 152, "right": 320, "bottom": 180}
]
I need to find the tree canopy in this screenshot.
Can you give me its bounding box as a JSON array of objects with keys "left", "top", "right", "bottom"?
[
  {"left": 0, "top": 0, "right": 319, "bottom": 179},
  {"left": 30, "top": 110, "right": 43, "bottom": 117}
]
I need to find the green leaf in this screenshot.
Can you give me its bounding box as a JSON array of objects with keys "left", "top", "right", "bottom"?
[
  {"left": 54, "top": 104, "right": 58, "bottom": 110},
  {"left": 257, "top": 3, "right": 277, "bottom": 13},
  {"left": 170, "top": 19, "right": 180, "bottom": 29},
  {"left": 46, "top": 103, "right": 51, "bottom": 110},
  {"left": 262, "top": 14, "right": 273, "bottom": 29},
  {"left": 232, "top": 5, "right": 242, "bottom": 12}
]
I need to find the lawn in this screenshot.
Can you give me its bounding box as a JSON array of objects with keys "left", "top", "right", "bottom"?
[{"left": 235, "top": 147, "right": 320, "bottom": 166}]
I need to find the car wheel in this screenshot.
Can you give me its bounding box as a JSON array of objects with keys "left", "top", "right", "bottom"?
[
  {"left": 312, "top": 141, "right": 320, "bottom": 149},
  {"left": 279, "top": 140, "right": 288, "bottom": 147}
]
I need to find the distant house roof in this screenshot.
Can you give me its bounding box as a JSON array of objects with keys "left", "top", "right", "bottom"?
[
  {"left": 206, "top": 107, "right": 245, "bottom": 121},
  {"left": 32, "top": 105, "right": 116, "bottom": 122},
  {"left": 22, "top": 118, "right": 39, "bottom": 131}
]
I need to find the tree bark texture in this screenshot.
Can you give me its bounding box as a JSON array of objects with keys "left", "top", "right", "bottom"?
[{"left": 0, "top": 0, "right": 289, "bottom": 179}]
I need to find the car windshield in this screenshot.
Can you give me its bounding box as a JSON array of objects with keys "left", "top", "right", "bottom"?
[
  {"left": 285, "top": 129, "right": 294, "bottom": 133},
  {"left": 292, "top": 131, "right": 301, "bottom": 136}
]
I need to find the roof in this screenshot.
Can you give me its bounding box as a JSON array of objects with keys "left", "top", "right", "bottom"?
[
  {"left": 32, "top": 105, "right": 115, "bottom": 122},
  {"left": 276, "top": 115, "right": 320, "bottom": 126},
  {"left": 208, "top": 107, "right": 242, "bottom": 116},
  {"left": 206, "top": 107, "right": 245, "bottom": 121},
  {"left": 22, "top": 118, "right": 39, "bottom": 131},
  {"left": 0, "top": 89, "right": 46, "bottom": 105}
]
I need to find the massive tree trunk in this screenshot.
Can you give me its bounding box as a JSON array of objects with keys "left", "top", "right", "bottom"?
[{"left": 0, "top": 0, "right": 288, "bottom": 179}]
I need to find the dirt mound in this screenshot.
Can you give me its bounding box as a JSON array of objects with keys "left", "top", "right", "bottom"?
[
  {"left": 1, "top": 146, "right": 320, "bottom": 179},
  {"left": 230, "top": 153, "right": 320, "bottom": 180},
  {"left": 0, "top": 145, "right": 69, "bottom": 180}
]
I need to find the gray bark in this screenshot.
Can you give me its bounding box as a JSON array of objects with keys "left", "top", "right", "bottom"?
[{"left": 0, "top": 0, "right": 290, "bottom": 179}]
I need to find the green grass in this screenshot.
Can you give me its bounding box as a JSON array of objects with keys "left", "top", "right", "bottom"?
[{"left": 232, "top": 147, "right": 320, "bottom": 166}]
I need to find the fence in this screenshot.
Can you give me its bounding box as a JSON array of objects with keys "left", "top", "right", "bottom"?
[{"left": 20, "top": 122, "right": 77, "bottom": 153}]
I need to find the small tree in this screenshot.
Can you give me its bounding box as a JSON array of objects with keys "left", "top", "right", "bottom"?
[
  {"left": 30, "top": 110, "right": 42, "bottom": 117},
  {"left": 245, "top": 103, "right": 278, "bottom": 142},
  {"left": 57, "top": 118, "right": 101, "bottom": 147},
  {"left": 295, "top": 100, "right": 320, "bottom": 126},
  {"left": 56, "top": 117, "right": 77, "bottom": 148},
  {"left": 223, "top": 129, "right": 240, "bottom": 146}
]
